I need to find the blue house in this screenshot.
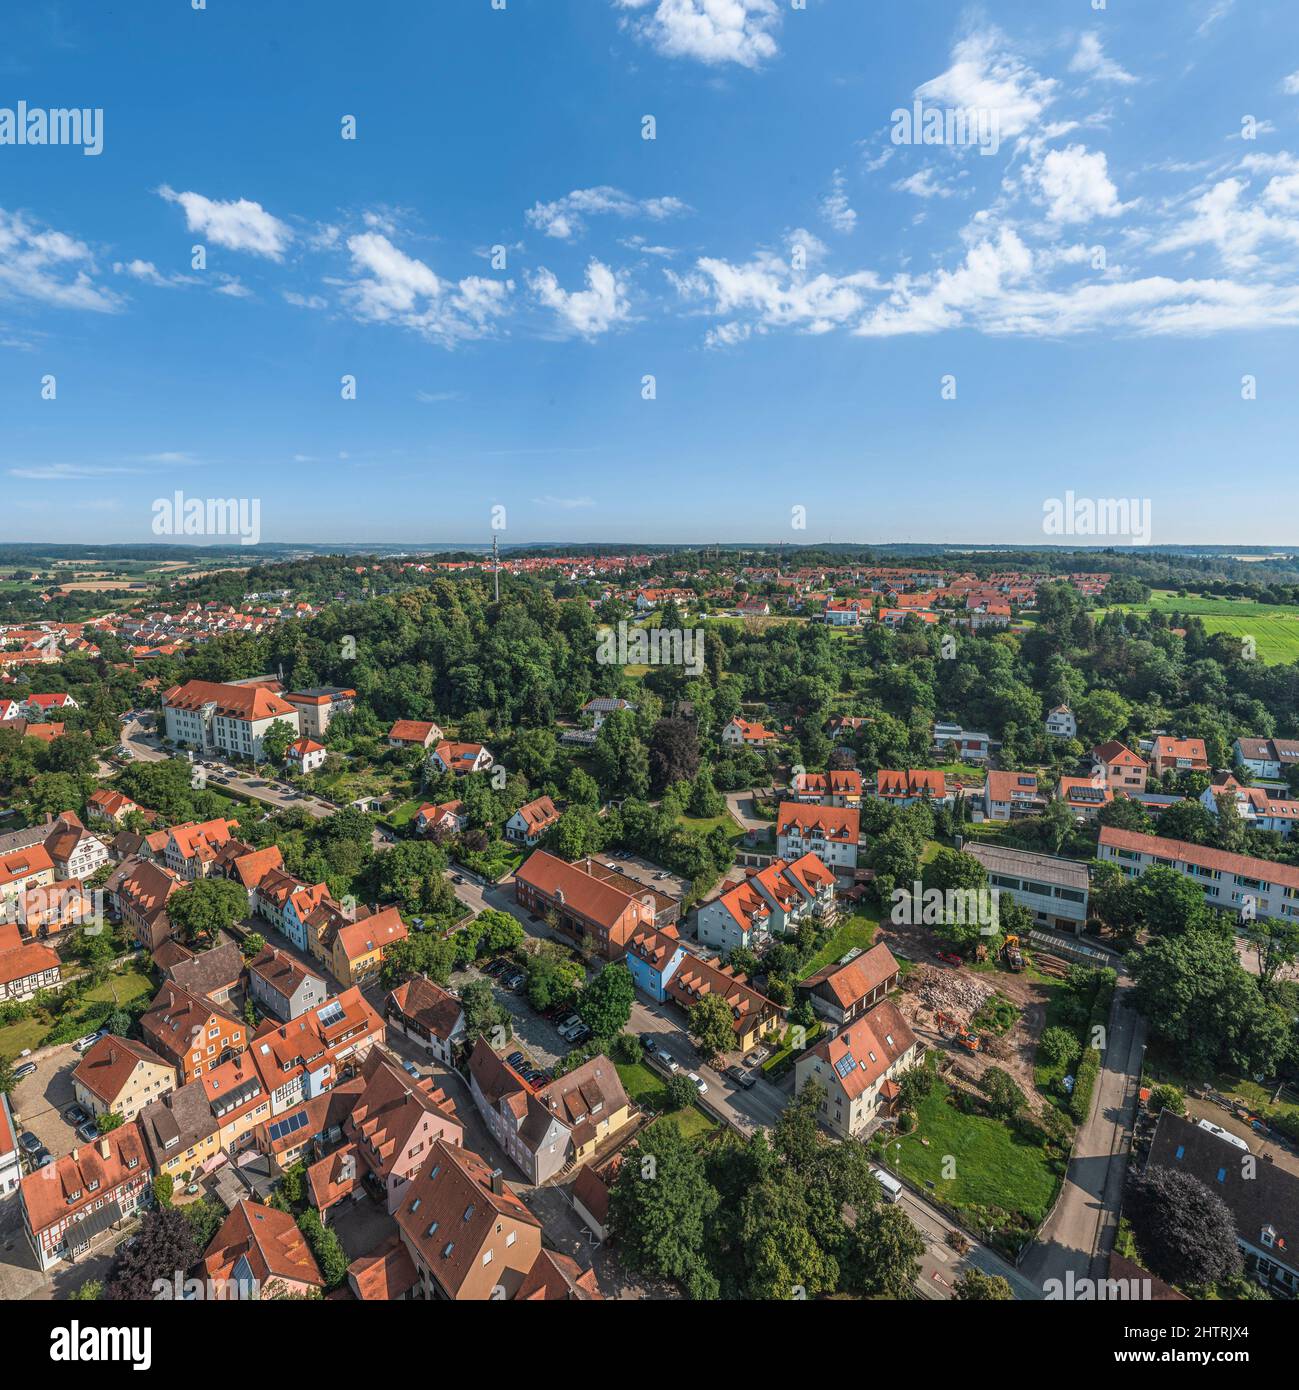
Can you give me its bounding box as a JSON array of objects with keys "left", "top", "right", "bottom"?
[{"left": 625, "top": 922, "right": 686, "bottom": 1003}]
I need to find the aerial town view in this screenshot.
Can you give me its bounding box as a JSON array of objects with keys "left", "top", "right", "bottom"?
[{"left": 2, "top": 0, "right": 1296, "bottom": 1362}]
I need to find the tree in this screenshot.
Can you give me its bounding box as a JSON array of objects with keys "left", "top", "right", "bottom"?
[
  {"left": 648, "top": 717, "right": 700, "bottom": 793},
  {"left": 182, "top": 1197, "right": 225, "bottom": 1251},
  {"left": 980, "top": 1066, "right": 1025, "bottom": 1120},
  {"left": 97, "top": 1111, "right": 125, "bottom": 1134},
  {"left": 1147, "top": 1083, "right": 1185, "bottom": 1117},
  {"left": 69, "top": 1279, "right": 103, "bottom": 1301},
  {"left": 1124, "top": 1165, "right": 1242, "bottom": 1289},
  {"left": 1038, "top": 1026, "right": 1082, "bottom": 1070},
  {"left": 687, "top": 992, "right": 737, "bottom": 1063},
  {"left": 954, "top": 1268, "right": 1014, "bottom": 1300},
  {"left": 549, "top": 806, "right": 605, "bottom": 861},
  {"left": 921, "top": 848, "right": 994, "bottom": 950},
  {"left": 242, "top": 932, "right": 266, "bottom": 960},
  {"left": 608, "top": 1120, "right": 720, "bottom": 1298},
  {"left": 0, "top": 1055, "right": 16, "bottom": 1096},
  {"left": 577, "top": 962, "right": 635, "bottom": 1038},
  {"left": 461, "top": 978, "right": 511, "bottom": 1045},
  {"left": 840, "top": 1201, "right": 925, "bottom": 1299},
  {"left": 1243, "top": 917, "right": 1299, "bottom": 1001},
  {"left": 896, "top": 1064, "right": 934, "bottom": 1113},
  {"left": 167, "top": 877, "right": 249, "bottom": 946},
  {"left": 297, "top": 1208, "right": 347, "bottom": 1288},
  {"left": 476, "top": 908, "right": 524, "bottom": 955},
  {"left": 106, "top": 1208, "right": 199, "bottom": 1300},
  {"left": 1098, "top": 796, "right": 1154, "bottom": 833},
  {"left": 260, "top": 718, "right": 297, "bottom": 766},
  {"left": 666, "top": 1072, "right": 698, "bottom": 1111},
  {"left": 152, "top": 1173, "right": 175, "bottom": 1208}
]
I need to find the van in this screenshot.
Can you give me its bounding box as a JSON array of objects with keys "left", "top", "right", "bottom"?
[
  {"left": 870, "top": 1166, "right": 904, "bottom": 1203},
  {"left": 1196, "top": 1118, "right": 1250, "bottom": 1152}
]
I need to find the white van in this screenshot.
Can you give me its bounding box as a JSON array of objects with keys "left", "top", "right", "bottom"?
[
  {"left": 1196, "top": 1118, "right": 1250, "bottom": 1152},
  {"left": 870, "top": 1165, "right": 904, "bottom": 1203}
]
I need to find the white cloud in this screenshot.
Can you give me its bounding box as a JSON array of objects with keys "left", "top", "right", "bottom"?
[
  {"left": 215, "top": 276, "right": 253, "bottom": 299},
  {"left": 915, "top": 28, "right": 1057, "bottom": 142},
  {"left": 158, "top": 186, "right": 293, "bottom": 260},
  {"left": 894, "top": 168, "right": 959, "bottom": 200},
  {"left": 1154, "top": 169, "right": 1299, "bottom": 270},
  {"left": 1284, "top": 71, "right": 1299, "bottom": 96},
  {"left": 282, "top": 290, "right": 327, "bottom": 310},
  {"left": 1069, "top": 34, "right": 1136, "bottom": 86},
  {"left": 112, "top": 259, "right": 195, "bottom": 288},
  {"left": 613, "top": 0, "right": 780, "bottom": 69},
  {"left": 0, "top": 210, "right": 121, "bottom": 312},
  {"left": 819, "top": 170, "right": 857, "bottom": 233},
  {"left": 342, "top": 232, "right": 513, "bottom": 343},
  {"left": 526, "top": 186, "right": 689, "bottom": 240},
  {"left": 1030, "top": 145, "right": 1127, "bottom": 223},
  {"left": 529, "top": 259, "right": 632, "bottom": 338}
]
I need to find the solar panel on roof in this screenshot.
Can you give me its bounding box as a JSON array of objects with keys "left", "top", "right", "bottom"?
[{"left": 268, "top": 1110, "right": 309, "bottom": 1143}]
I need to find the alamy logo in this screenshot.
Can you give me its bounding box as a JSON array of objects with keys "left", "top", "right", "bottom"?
[
  {"left": 1043, "top": 491, "right": 1151, "bottom": 546},
  {"left": 596, "top": 621, "right": 704, "bottom": 678},
  {"left": 0, "top": 102, "right": 103, "bottom": 156},
  {"left": 891, "top": 101, "right": 1000, "bottom": 156},
  {"left": 1043, "top": 1271, "right": 1153, "bottom": 1301},
  {"left": 890, "top": 881, "right": 1000, "bottom": 933},
  {"left": 49, "top": 1322, "right": 151, "bottom": 1371},
  {"left": 152, "top": 490, "right": 261, "bottom": 546}
]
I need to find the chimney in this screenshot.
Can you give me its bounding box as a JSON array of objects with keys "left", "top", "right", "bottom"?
[
  {"left": 71, "top": 1147, "right": 78, "bottom": 1162},
  {"left": 490, "top": 1168, "right": 504, "bottom": 1195},
  {"left": 99, "top": 1137, "right": 111, "bottom": 1159}
]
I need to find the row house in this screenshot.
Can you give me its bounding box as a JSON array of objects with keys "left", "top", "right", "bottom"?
[
  {"left": 467, "top": 1041, "right": 634, "bottom": 1185},
  {"left": 105, "top": 857, "right": 180, "bottom": 951},
  {"left": 17, "top": 878, "right": 94, "bottom": 943},
  {"left": 21, "top": 1124, "right": 153, "bottom": 1271},
  {"left": 0, "top": 941, "right": 61, "bottom": 1001},
  {"left": 1098, "top": 826, "right": 1299, "bottom": 923},
  {"left": 386, "top": 975, "right": 466, "bottom": 1064},
  {"left": 665, "top": 955, "right": 783, "bottom": 1054},
  {"left": 1234, "top": 737, "right": 1299, "bottom": 781},
  {"left": 873, "top": 769, "right": 952, "bottom": 809},
  {"left": 248, "top": 988, "right": 385, "bottom": 1116},
  {"left": 331, "top": 906, "right": 408, "bottom": 987},
  {"left": 43, "top": 813, "right": 109, "bottom": 881},
  {"left": 791, "top": 768, "right": 863, "bottom": 809},
  {"left": 202, "top": 1199, "right": 324, "bottom": 1300},
  {"left": 140, "top": 984, "right": 246, "bottom": 1084},
  {"left": 72, "top": 1035, "right": 176, "bottom": 1123},
  {"left": 623, "top": 922, "right": 688, "bottom": 1003},
  {"left": 0, "top": 1092, "right": 20, "bottom": 1202},
  {"left": 0, "top": 844, "right": 55, "bottom": 913},
  {"left": 695, "top": 853, "right": 837, "bottom": 956},
  {"left": 163, "top": 817, "right": 239, "bottom": 881},
  {"left": 247, "top": 945, "right": 328, "bottom": 1021}
]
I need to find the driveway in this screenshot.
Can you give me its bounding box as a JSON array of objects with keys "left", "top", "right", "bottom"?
[{"left": 9, "top": 1044, "right": 82, "bottom": 1160}]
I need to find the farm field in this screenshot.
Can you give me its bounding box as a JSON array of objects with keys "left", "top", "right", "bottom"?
[{"left": 1096, "top": 590, "right": 1299, "bottom": 665}]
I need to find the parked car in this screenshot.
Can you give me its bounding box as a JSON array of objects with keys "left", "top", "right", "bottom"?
[
  {"left": 556, "top": 1013, "right": 581, "bottom": 1032},
  {"left": 76, "top": 1121, "right": 99, "bottom": 1143},
  {"left": 507, "top": 1051, "right": 527, "bottom": 1069},
  {"left": 18, "top": 1131, "right": 42, "bottom": 1155},
  {"left": 63, "top": 1103, "right": 90, "bottom": 1126},
  {"left": 13, "top": 1061, "right": 37, "bottom": 1080},
  {"left": 936, "top": 951, "right": 963, "bottom": 967},
  {"left": 656, "top": 1044, "right": 680, "bottom": 1072},
  {"left": 402, "top": 1060, "right": 420, "bottom": 1077},
  {"left": 687, "top": 1072, "right": 708, "bottom": 1095},
  {"left": 726, "top": 1065, "right": 757, "bottom": 1089},
  {"left": 639, "top": 1033, "right": 657, "bottom": 1051},
  {"left": 32, "top": 1149, "right": 54, "bottom": 1169},
  {"left": 451, "top": 874, "right": 464, "bottom": 884},
  {"left": 567, "top": 1025, "right": 592, "bottom": 1045},
  {"left": 742, "top": 1047, "right": 768, "bottom": 1069},
  {"left": 74, "top": 1029, "right": 107, "bottom": 1053}
]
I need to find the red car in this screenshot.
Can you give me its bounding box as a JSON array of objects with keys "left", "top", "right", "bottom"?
[{"left": 936, "top": 951, "right": 963, "bottom": 967}]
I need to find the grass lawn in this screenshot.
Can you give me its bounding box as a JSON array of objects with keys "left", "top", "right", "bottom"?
[
  {"left": 616, "top": 1060, "right": 669, "bottom": 1110},
  {"left": 883, "top": 1067, "right": 1060, "bottom": 1232},
  {"left": 662, "top": 1106, "right": 718, "bottom": 1143},
  {"left": 387, "top": 797, "right": 425, "bottom": 828},
  {"left": 676, "top": 810, "right": 741, "bottom": 838},
  {"left": 799, "top": 912, "right": 881, "bottom": 978},
  {"left": 455, "top": 839, "right": 525, "bottom": 882},
  {"left": 0, "top": 966, "right": 155, "bottom": 1059},
  {"left": 761, "top": 1020, "right": 822, "bottom": 1078}
]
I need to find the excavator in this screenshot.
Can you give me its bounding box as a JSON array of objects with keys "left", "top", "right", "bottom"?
[
  {"left": 935, "top": 1011, "right": 982, "bottom": 1053},
  {"left": 1001, "top": 934, "right": 1025, "bottom": 973}
]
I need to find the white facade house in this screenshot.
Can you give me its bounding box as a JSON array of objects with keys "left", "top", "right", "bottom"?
[
  {"left": 162, "top": 679, "right": 300, "bottom": 762},
  {"left": 1045, "top": 705, "right": 1077, "bottom": 739}
]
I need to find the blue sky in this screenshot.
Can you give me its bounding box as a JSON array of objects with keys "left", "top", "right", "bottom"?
[{"left": 3, "top": 0, "right": 1299, "bottom": 548}]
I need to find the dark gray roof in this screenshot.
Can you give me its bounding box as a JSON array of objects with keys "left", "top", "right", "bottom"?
[{"left": 166, "top": 941, "right": 245, "bottom": 998}]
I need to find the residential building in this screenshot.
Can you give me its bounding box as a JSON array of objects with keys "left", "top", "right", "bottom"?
[
  {"left": 963, "top": 842, "right": 1090, "bottom": 932},
  {"left": 1233, "top": 737, "right": 1299, "bottom": 781},
  {"left": 505, "top": 795, "right": 562, "bottom": 846},
  {"left": 1150, "top": 735, "right": 1210, "bottom": 779},
  {"left": 162, "top": 678, "right": 301, "bottom": 761},
  {"left": 137, "top": 1079, "right": 222, "bottom": 1181},
  {"left": 665, "top": 955, "right": 783, "bottom": 1053},
  {"left": 284, "top": 736, "right": 326, "bottom": 775},
  {"left": 0, "top": 844, "right": 55, "bottom": 912},
  {"left": 394, "top": 1138, "right": 543, "bottom": 1300},
  {"left": 85, "top": 788, "right": 143, "bottom": 826},
  {"left": 414, "top": 800, "right": 468, "bottom": 837},
  {"left": 106, "top": 857, "right": 181, "bottom": 951},
  {"left": 248, "top": 945, "right": 328, "bottom": 1021},
  {"left": 428, "top": 740, "right": 494, "bottom": 776},
  {"left": 467, "top": 1041, "right": 634, "bottom": 1185},
  {"left": 797, "top": 941, "right": 901, "bottom": 1026},
  {"left": 72, "top": 1035, "right": 176, "bottom": 1122},
  {"left": 1098, "top": 826, "right": 1299, "bottom": 923},
  {"left": 981, "top": 771, "right": 1047, "bottom": 822},
  {"left": 579, "top": 697, "right": 635, "bottom": 731},
  {"left": 164, "top": 940, "right": 245, "bottom": 1008},
  {"left": 331, "top": 905, "right": 408, "bottom": 987},
  {"left": 1056, "top": 776, "right": 1113, "bottom": 821},
  {"left": 932, "top": 722, "right": 991, "bottom": 762},
  {"left": 1045, "top": 705, "right": 1077, "bottom": 739},
  {"left": 795, "top": 999, "right": 920, "bottom": 1138},
  {"left": 774, "top": 802, "right": 860, "bottom": 871},
  {"left": 1088, "top": 740, "right": 1148, "bottom": 793},
  {"left": 247, "top": 988, "right": 385, "bottom": 1115},
  {"left": 18, "top": 877, "right": 94, "bottom": 942},
  {"left": 624, "top": 922, "right": 687, "bottom": 1003},
  {"left": 43, "top": 813, "right": 108, "bottom": 881},
  {"left": 388, "top": 719, "right": 443, "bottom": 750},
  {"left": 873, "top": 769, "right": 951, "bottom": 808},
  {"left": 283, "top": 686, "right": 355, "bottom": 740},
  {"left": 1147, "top": 1111, "right": 1298, "bottom": 1299},
  {"left": 0, "top": 941, "right": 60, "bottom": 1001},
  {"left": 163, "top": 817, "right": 239, "bottom": 881},
  {"left": 791, "top": 769, "right": 863, "bottom": 808},
  {"left": 721, "top": 717, "right": 777, "bottom": 747},
  {"left": 346, "top": 1235, "right": 421, "bottom": 1302},
  {"left": 139, "top": 985, "right": 246, "bottom": 1084},
  {"left": 202, "top": 1199, "right": 324, "bottom": 1299},
  {"left": 696, "top": 853, "right": 837, "bottom": 955},
  {"left": 21, "top": 1124, "right": 153, "bottom": 1271},
  {"left": 514, "top": 849, "right": 655, "bottom": 961},
  {"left": 386, "top": 976, "right": 466, "bottom": 1063},
  {"left": 0, "top": 1092, "right": 20, "bottom": 1202}
]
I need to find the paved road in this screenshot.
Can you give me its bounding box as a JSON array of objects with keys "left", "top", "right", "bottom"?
[{"left": 1019, "top": 979, "right": 1146, "bottom": 1296}]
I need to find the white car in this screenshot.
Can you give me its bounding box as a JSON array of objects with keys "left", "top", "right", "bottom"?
[
  {"left": 657, "top": 1046, "right": 680, "bottom": 1073},
  {"left": 687, "top": 1072, "right": 708, "bottom": 1095}
]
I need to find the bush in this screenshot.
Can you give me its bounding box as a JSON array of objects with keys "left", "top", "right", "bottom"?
[
  {"left": 611, "top": 1032, "right": 642, "bottom": 1065},
  {"left": 666, "top": 1072, "right": 699, "bottom": 1111},
  {"left": 1039, "top": 1026, "right": 1081, "bottom": 1070},
  {"left": 1147, "top": 1083, "right": 1185, "bottom": 1117},
  {"left": 1070, "top": 1044, "right": 1101, "bottom": 1122}
]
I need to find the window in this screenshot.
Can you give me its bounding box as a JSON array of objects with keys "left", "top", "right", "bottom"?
[
  {"left": 506, "top": 1231, "right": 516, "bottom": 1248},
  {"left": 482, "top": 1249, "right": 493, "bottom": 1266}
]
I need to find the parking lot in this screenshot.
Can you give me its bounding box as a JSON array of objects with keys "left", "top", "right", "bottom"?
[
  {"left": 9, "top": 1044, "right": 84, "bottom": 1164},
  {"left": 588, "top": 851, "right": 689, "bottom": 905}
]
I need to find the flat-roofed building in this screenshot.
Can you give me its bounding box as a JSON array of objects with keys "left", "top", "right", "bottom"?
[{"left": 963, "top": 841, "right": 1090, "bottom": 932}]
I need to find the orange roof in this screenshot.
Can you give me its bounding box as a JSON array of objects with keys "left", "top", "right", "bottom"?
[
  {"left": 0, "top": 941, "right": 60, "bottom": 986},
  {"left": 163, "top": 679, "right": 297, "bottom": 721},
  {"left": 516, "top": 850, "right": 646, "bottom": 929},
  {"left": 203, "top": 1200, "right": 323, "bottom": 1289},
  {"left": 1092, "top": 740, "right": 1146, "bottom": 769},
  {"left": 809, "top": 999, "right": 916, "bottom": 1100},
  {"left": 775, "top": 801, "right": 860, "bottom": 843},
  {"left": 335, "top": 905, "right": 408, "bottom": 961},
  {"left": 800, "top": 941, "right": 899, "bottom": 1009},
  {"left": 21, "top": 1122, "right": 151, "bottom": 1236}
]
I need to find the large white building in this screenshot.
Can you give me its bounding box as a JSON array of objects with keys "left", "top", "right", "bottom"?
[
  {"left": 162, "top": 679, "right": 300, "bottom": 762},
  {"left": 1098, "top": 826, "right": 1299, "bottom": 923}
]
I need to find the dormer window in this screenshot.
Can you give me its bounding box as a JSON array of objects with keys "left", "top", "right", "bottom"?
[{"left": 1261, "top": 1225, "right": 1277, "bottom": 1249}]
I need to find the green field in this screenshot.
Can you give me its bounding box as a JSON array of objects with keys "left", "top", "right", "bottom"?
[
  {"left": 1097, "top": 591, "right": 1299, "bottom": 665},
  {"left": 799, "top": 912, "right": 881, "bottom": 978}
]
